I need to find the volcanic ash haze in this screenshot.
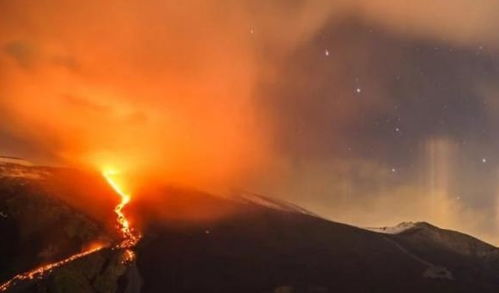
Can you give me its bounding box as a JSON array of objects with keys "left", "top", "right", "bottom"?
[
  {"left": 2, "top": 0, "right": 499, "bottom": 244},
  {"left": 0, "top": 0, "right": 361, "bottom": 191},
  {"left": 0, "top": 0, "right": 269, "bottom": 191},
  {"left": 5, "top": 0, "right": 492, "bottom": 188}
]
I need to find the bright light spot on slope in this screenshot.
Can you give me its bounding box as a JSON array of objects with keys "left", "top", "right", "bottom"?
[{"left": 102, "top": 169, "right": 141, "bottom": 263}]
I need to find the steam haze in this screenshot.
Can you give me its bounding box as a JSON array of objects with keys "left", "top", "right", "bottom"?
[{"left": 1, "top": 1, "right": 499, "bottom": 244}]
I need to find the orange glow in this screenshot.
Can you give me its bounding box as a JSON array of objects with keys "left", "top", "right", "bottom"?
[
  {"left": 0, "top": 244, "right": 105, "bottom": 292},
  {"left": 0, "top": 0, "right": 269, "bottom": 191},
  {"left": 0, "top": 169, "right": 142, "bottom": 291},
  {"left": 103, "top": 169, "right": 141, "bottom": 263}
]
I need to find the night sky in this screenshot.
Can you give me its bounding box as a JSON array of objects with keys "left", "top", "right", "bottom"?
[
  {"left": 1, "top": 1, "right": 498, "bottom": 244},
  {"left": 251, "top": 16, "right": 499, "bottom": 244}
]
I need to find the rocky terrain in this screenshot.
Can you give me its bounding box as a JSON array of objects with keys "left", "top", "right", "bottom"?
[{"left": 1, "top": 162, "right": 498, "bottom": 292}]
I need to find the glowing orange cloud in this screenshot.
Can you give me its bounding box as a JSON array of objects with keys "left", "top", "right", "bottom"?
[{"left": 0, "top": 0, "right": 268, "bottom": 191}]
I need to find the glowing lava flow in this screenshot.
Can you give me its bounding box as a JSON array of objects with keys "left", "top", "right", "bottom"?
[
  {"left": 0, "top": 244, "right": 104, "bottom": 292},
  {"left": 103, "top": 170, "right": 141, "bottom": 263},
  {"left": 0, "top": 170, "right": 141, "bottom": 292}
]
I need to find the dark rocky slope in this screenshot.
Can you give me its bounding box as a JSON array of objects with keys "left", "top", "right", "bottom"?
[{"left": 1, "top": 163, "right": 498, "bottom": 293}]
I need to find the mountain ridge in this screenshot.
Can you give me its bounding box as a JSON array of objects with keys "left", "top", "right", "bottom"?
[{"left": 1, "top": 162, "right": 498, "bottom": 292}]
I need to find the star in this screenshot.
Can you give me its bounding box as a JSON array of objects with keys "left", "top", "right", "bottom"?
[
  {"left": 482, "top": 158, "right": 487, "bottom": 163},
  {"left": 324, "top": 49, "right": 330, "bottom": 56},
  {"left": 355, "top": 87, "right": 362, "bottom": 94},
  {"left": 391, "top": 168, "right": 397, "bottom": 173}
]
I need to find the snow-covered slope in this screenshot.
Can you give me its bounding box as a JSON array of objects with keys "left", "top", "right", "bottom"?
[
  {"left": 1, "top": 166, "right": 499, "bottom": 292},
  {"left": 0, "top": 159, "right": 50, "bottom": 179},
  {"left": 366, "top": 221, "right": 419, "bottom": 234},
  {"left": 232, "top": 191, "right": 317, "bottom": 217},
  {"left": 0, "top": 156, "right": 32, "bottom": 166}
]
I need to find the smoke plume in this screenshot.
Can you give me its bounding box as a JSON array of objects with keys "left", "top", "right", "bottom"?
[{"left": 2, "top": 1, "right": 499, "bottom": 243}]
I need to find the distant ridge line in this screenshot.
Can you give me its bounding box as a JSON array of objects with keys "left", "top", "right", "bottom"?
[
  {"left": 0, "top": 155, "right": 25, "bottom": 160},
  {"left": 0, "top": 156, "right": 32, "bottom": 166}
]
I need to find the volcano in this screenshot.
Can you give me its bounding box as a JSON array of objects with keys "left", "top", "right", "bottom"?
[{"left": 1, "top": 162, "right": 498, "bottom": 293}]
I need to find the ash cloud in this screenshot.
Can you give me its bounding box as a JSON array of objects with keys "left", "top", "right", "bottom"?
[
  {"left": 1, "top": 1, "right": 499, "bottom": 243},
  {"left": 250, "top": 5, "right": 499, "bottom": 244}
]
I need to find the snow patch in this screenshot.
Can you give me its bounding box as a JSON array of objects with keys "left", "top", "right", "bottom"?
[
  {"left": 366, "top": 222, "right": 417, "bottom": 234},
  {"left": 0, "top": 159, "right": 49, "bottom": 179},
  {"left": 0, "top": 156, "right": 32, "bottom": 166},
  {"left": 233, "top": 192, "right": 316, "bottom": 216}
]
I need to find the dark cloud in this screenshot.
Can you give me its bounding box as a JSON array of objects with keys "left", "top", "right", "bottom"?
[
  {"left": 253, "top": 18, "right": 499, "bottom": 244},
  {"left": 1, "top": 0, "right": 499, "bottom": 244},
  {"left": 262, "top": 18, "right": 499, "bottom": 156},
  {"left": 3, "top": 41, "right": 38, "bottom": 68}
]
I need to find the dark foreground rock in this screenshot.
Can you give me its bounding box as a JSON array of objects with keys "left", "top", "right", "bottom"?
[{"left": 1, "top": 163, "right": 498, "bottom": 293}]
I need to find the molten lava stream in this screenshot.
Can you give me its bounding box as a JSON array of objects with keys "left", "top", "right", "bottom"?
[
  {"left": 0, "top": 170, "right": 141, "bottom": 292},
  {"left": 103, "top": 170, "right": 141, "bottom": 263},
  {"left": 0, "top": 244, "right": 104, "bottom": 292}
]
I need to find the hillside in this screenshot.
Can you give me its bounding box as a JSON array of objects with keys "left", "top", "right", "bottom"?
[{"left": 0, "top": 163, "right": 498, "bottom": 292}]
